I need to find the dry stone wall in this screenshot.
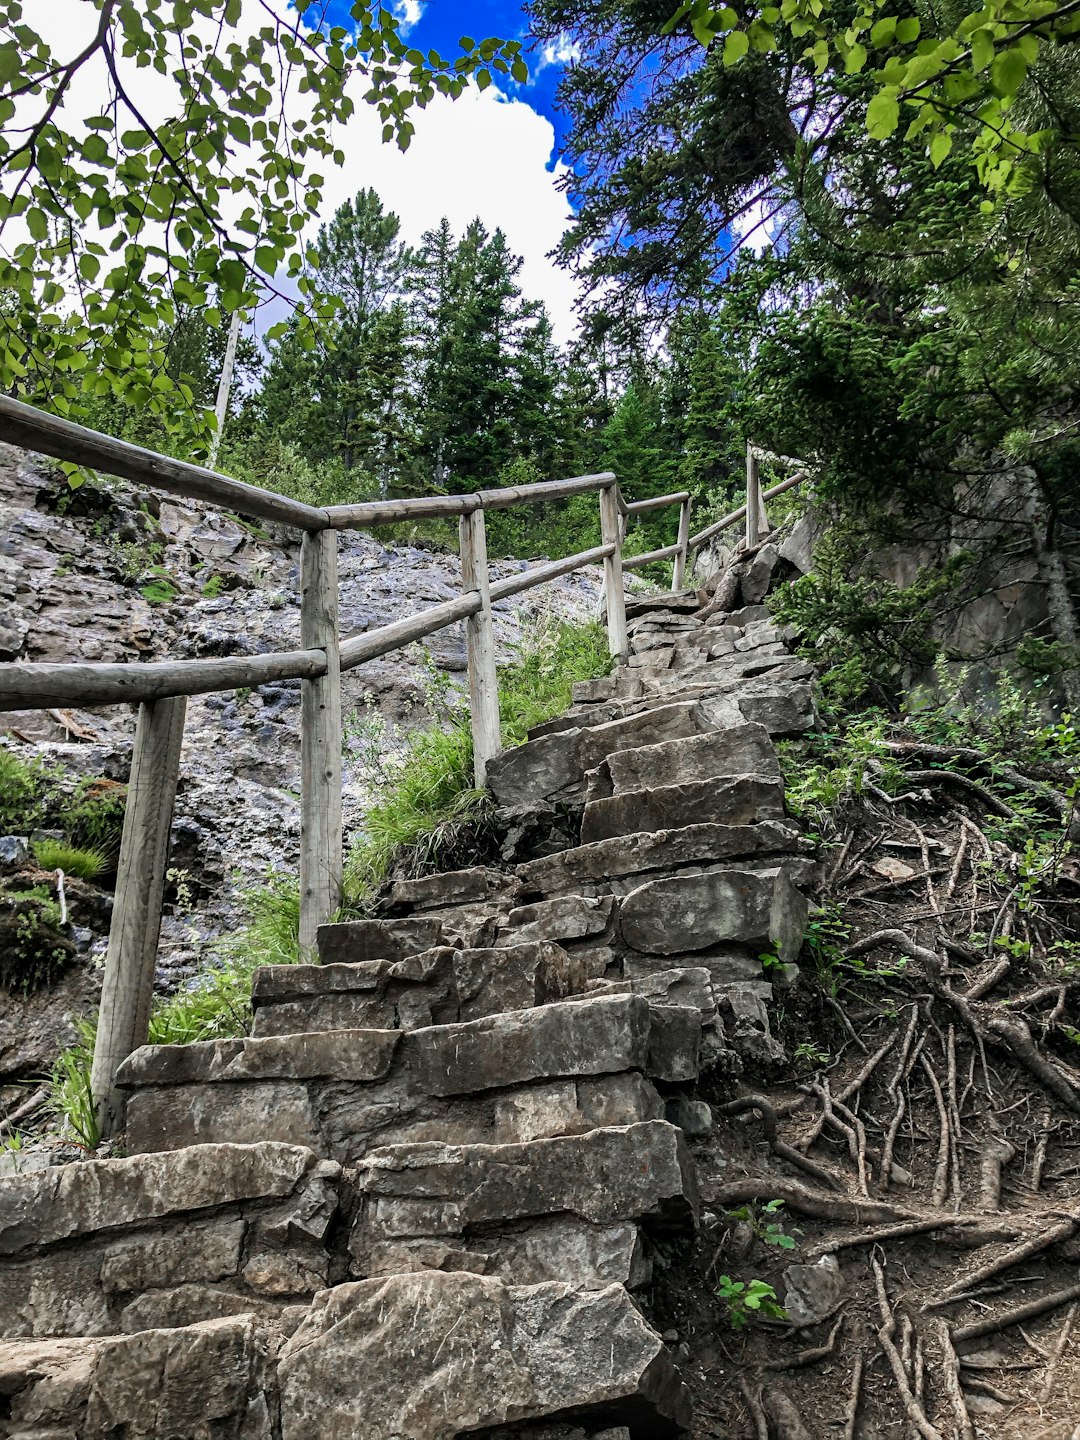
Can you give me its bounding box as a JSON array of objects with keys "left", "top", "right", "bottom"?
[{"left": 0, "top": 576, "right": 816, "bottom": 1439}]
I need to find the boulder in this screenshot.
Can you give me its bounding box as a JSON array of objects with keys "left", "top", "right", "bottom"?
[
  {"left": 276, "top": 1272, "right": 691, "bottom": 1439},
  {"left": 618, "top": 867, "right": 808, "bottom": 961},
  {"left": 740, "top": 544, "right": 780, "bottom": 604}
]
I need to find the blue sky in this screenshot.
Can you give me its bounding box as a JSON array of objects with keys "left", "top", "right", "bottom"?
[{"left": 324, "top": 0, "right": 572, "bottom": 156}]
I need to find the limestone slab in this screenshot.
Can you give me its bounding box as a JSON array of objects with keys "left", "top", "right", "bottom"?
[
  {"left": 515, "top": 821, "right": 808, "bottom": 892},
  {"left": 316, "top": 915, "right": 443, "bottom": 965},
  {"left": 619, "top": 867, "right": 808, "bottom": 961},
  {"left": 116, "top": 1029, "right": 400, "bottom": 1087},
  {"left": 276, "top": 1272, "right": 691, "bottom": 1439},
  {"left": 0, "top": 1143, "right": 321, "bottom": 1256},
  {"left": 604, "top": 724, "right": 779, "bottom": 792},
  {"left": 580, "top": 775, "right": 785, "bottom": 844},
  {"left": 387, "top": 866, "right": 520, "bottom": 912}
]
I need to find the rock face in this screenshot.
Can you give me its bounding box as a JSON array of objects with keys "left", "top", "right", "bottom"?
[{"left": 0, "top": 571, "right": 814, "bottom": 1437}]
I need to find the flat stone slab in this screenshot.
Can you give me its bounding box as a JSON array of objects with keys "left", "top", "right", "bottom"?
[
  {"left": 386, "top": 866, "right": 520, "bottom": 912},
  {"left": 0, "top": 1143, "right": 322, "bottom": 1256},
  {"left": 276, "top": 1272, "right": 691, "bottom": 1439},
  {"left": 317, "top": 915, "right": 444, "bottom": 965},
  {"left": 119, "top": 997, "right": 684, "bottom": 1163},
  {"left": 619, "top": 866, "right": 808, "bottom": 962},
  {"left": 116, "top": 1029, "right": 400, "bottom": 1087},
  {"left": 351, "top": 1121, "right": 695, "bottom": 1278},
  {"left": 580, "top": 775, "right": 785, "bottom": 845},
  {"left": 251, "top": 941, "right": 586, "bottom": 1036},
  {"left": 516, "top": 821, "right": 807, "bottom": 893},
  {"left": 602, "top": 724, "right": 779, "bottom": 792},
  {"left": 502, "top": 894, "right": 615, "bottom": 945}
]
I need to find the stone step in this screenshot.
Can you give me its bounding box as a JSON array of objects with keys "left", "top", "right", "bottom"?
[
  {"left": 117, "top": 995, "right": 697, "bottom": 1165},
  {"left": 580, "top": 774, "right": 785, "bottom": 845},
  {"left": 350, "top": 1119, "right": 696, "bottom": 1289},
  {"left": 624, "top": 591, "right": 700, "bottom": 619},
  {"left": 588, "top": 723, "right": 779, "bottom": 796},
  {"left": 0, "top": 1142, "right": 338, "bottom": 1339},
  {"left": 252, "top": 940, "right": 586, "bottom": 1037},
  {"left": 515, "top": 820, "right": 809, "bottom": 895},
  {"left": 0, "top": 1274, "right": 690, "bottom": 1439}
]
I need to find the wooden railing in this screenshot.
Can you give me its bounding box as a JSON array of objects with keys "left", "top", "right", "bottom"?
[{"left": 0, "top": 398, "right": 804, "bottom": 1132}]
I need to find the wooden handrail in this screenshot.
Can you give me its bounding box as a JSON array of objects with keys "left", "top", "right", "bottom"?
[
  {"left": 624, "top": 490, "right": 690, "bottom": 515},
  {"left": 622, "top": 541, "right": 683, "bottom": 571},
  {"left": 0, "top": 395, "right": 328, "bottom": 532},
  {"left": 340, "top": 593, "right": 483, "bottom": 671},
  {"left": 488, "top": 545, "right": 615, "bottom": 603},
  {"left": 323, "top": 472, "right": 616, "bottom": 530},
  {"left": 688, "top": 471, "right": 807, "bottom": 553},
  {"left": 0, "top": 648, "right": 328, "bottom": 712}
]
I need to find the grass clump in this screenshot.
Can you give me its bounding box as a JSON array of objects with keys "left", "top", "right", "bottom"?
[
  {"left": 344, "top": 616, "right": 612, "bottom": 905},
  {"left": 31, "top": 839, "right": 109, "bottom": 881}
]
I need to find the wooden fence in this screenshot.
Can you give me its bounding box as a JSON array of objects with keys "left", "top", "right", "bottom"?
[{"left": 0, "top": 396, "right": 804, "bottom": 1133}]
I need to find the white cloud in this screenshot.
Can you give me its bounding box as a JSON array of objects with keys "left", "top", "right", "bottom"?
[
  {"left": 12, "top": 0, "right": 580, "bottom": 344},
  {"left": 536, "top": 34, "right": 581, "bottom": 70},
  {"left": 392, "top": 0, "right": 425, "bottom": 36},
  {"left": 321, "top": 86, "right": 579, "bottom": 341}
]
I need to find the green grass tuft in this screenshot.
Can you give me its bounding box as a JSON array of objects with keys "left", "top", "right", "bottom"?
[{"left": 31, "top": 839, "right": 109, "bottom": 881}]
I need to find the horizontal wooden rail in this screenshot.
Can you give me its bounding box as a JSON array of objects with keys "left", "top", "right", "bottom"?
[
  {"left": 0, "top": 648, "right": 327, "bottom": 712},
  {"left": 339, "top": 592, "right": 483, "bottom": 671},
  {"left": 322, "top": 473, "right": 616, "bottom": 530},
  {"left": 622, "top": 542, "right": 683, "bottom": 571},
  {"left": 488, "top": 544, "right": 615, "bottom": 603},
  {"left": 0, "top": 395, "right": 327, "bottom": 532},
  {"left": 624, "top": 490, "right": 690, "bottom": 515},
  {"left": 688, "top": 472, "right": 807, "bottom": 552}
]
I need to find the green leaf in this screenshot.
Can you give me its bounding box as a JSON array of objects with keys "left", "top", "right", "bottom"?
[
  {"left": 511, "top": 58, "right": 528, "bottom": 83},
  {"left": 723, "top": 29, "right": 749, "bottom": 64},
  {"left": 26, "top": 208, "right": 48, "bottom": 242},
  {"left": 990, "top": 46, "right": 1027, "bottom": 97},
  {"left": 929, "top": 129, "right": 953, "bottom": 167},
  {"left": 895, "top": 17, "right": 920, "bottom": 42},
  {"left": 845, "top": 41, "right": 867, "bottom": 72},
  {"left": 970, "top": 27, "right": 994, "bottom": 72},
  {"left": 254, "top": 245, "right": 277, "bottom": 275},
  {"left": 476, "top": 67, "right": 491, "bottom": 90},
  {"left": 78, "top": 253, "right": 101, "bottom": 281},
  {"left": 0, "top": 43, "right": 20, "bottom": 82},
  {"left": 866, "top": 88, "right": 900, "bottom": 139},
  {"left": 870, "top": 17, "right": 896, "bottom": 47}
]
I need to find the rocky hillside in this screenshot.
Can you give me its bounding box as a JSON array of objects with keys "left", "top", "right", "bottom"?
[{"left": 0, "top": 443, "right": 600, "bottom": 1081}]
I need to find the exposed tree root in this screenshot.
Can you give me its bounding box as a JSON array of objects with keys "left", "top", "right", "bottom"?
[
  {"left": 871, "top": 1259, "right": 944, "bottom": 1440},
  {"left": 951, "top": 1279, "right": 1080, "bottom": 1343},
  {"left": 714, "top": 1094, "right": 844, "bottom": 1190}
]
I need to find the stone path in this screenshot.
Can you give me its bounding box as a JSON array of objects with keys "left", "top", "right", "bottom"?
[{"left": 0, "top": 587, "right": 815, "bottom": 1439}]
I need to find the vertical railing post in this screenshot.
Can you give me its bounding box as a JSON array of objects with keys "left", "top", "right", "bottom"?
[
  {"left": 672, "top": 497, "right": 691, "bottom": 591},
  {"left": 745, "top": 442, "right": 761, "bottom": 549},
  {"left": 599, "top": 481, "right": 628, "bottom": 664},
  {"left": 460, "top": 505, "right": 501, "bottom": 788},
  {"left": 299, "top": 527, "right": 342, "bottom": 955},
  {"left": 90, "top": 694, "right": 186, "bottom": 1138}
]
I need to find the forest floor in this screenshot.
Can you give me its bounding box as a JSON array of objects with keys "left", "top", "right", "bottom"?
[{"left": 654, "top": 774, "right": 1080, "bottom": 1440}]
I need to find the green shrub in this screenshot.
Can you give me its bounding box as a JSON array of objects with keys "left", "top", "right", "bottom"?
[
  {"left": 0, "top": 884, "right": 74, "bottom": 992},
  {"left": 48, "top": 1017, "right": 100, "bottom": 1149},
  {"left": 31, "top": 839, "right": 109, "bottom": 881},
  {"left": 63, "top": 779, "right": 126, "bottom": 857},
  {"left": 0, "top": 749, "right": 49, "bottom": 834}
]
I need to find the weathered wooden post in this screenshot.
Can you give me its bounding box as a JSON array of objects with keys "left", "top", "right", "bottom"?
[
  {"left": 90, "top": 694, "right": 186, "bottom": 1137},
  {"left": 745, "top": 442, "right": 762, "bottom": 548},
  {"left": 672, "top": 497, "right": 691, "bottom": 591},
  {"left": 299, "top": 528, "right": 342, "bottom": 955},
  {"left": 460, "top": 505, "right": 501, "bottom": 787},
  {"left": 599, "top": 482, "right": 629, "bottom": 663}
]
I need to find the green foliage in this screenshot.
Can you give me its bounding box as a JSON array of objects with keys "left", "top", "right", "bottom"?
[
  {"left": 715, "top": 1275, "right": 787, "bottom": 1329},
  {"left": 201, "top": 575, "right": 226, "bottom": 600},
  {"left": 0, "top": 5, "right": 522, "bottom": 448},
  {"left": 63, "top": 779, "right": 127, "bottom": 858},
  {"left": 725, "top": 1198, "right": 802, "bottom": 1250},
  {"left": 30, "top": 839, "right": 108, "bottom": 881},
  {"left": 0, "top": 748, "right": 50, "bottom": 833},
  {"left": 139, "top": 569, "right": 179, "bottom": 606},
  {"left": 49, "top": 1017, "right": 100, "bottom": 1150},
  {"left": 0, "top": 884, "right": 72, "bottom": 992}
]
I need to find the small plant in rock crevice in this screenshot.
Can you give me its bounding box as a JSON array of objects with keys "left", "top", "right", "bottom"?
[{"left": 0, "top": 885, "right": 74, "bottom": 992}]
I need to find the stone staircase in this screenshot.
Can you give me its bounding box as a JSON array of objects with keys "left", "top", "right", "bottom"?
[{"left": 0, "top": 586, "right": 815, "bottom": 1439}]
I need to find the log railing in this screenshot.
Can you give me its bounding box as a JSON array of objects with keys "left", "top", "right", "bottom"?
[{"left": 0, "top": 397, "right": 805, "bottom": 1132}]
